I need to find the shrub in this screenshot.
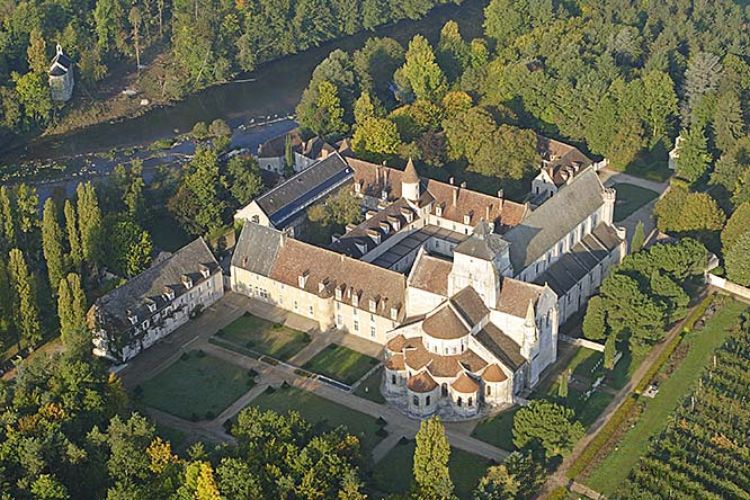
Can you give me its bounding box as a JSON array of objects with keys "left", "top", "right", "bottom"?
[
  {"left": 216, "top": 329, "right": 225, "bottom": 337},
  {"left": 209, "top": 118, "right": 231, "bottom": 137},
  {"left": 192, "top": 121, "right": 209, "bottom": 139},
  {"left": 281, "top": 381, "right": 290, "bottom": 389},
  {"left": 273, "top": 323, "right": 283, "bottom": 330},
  {"left": 223, "top": 419, "right": 233, "bottom": 432},
  {"left": 248, "top": 369, "right": 258, "bottom": 378}
]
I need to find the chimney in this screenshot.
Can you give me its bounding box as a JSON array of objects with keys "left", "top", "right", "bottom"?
[
  {"left": 497, "top": 189, "right": 504, "bottom": 198},
  {"left": 485, "top": 205, "right": 491, "bottom": 220},
  {"left": 449, "top": 177, "right": 454, "bottom": 185},
  {"left": 452, "top": 187, "right": 458, "bottom": 206},
  {"left": 460, "top": 181, "right": 467, "bottom": 188}
]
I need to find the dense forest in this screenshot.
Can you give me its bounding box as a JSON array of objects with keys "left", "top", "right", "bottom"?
[{"left": 0, "top": 0, "right": 461, "bottom": 141}]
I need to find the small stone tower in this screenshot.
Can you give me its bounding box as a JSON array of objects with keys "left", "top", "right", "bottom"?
[
  {"left": 48, "top": 44, "right": 74, "bottom": 102},
  {"left": 402, "top": 157, "right": 420, "bottom": 202}
]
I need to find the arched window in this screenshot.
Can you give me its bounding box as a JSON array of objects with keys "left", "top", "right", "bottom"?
[
  {"left": 413, "top": 395, "right": 419, "bottom": 407},
  {"left": 486, "top": 385, "right": 491, "bottom": 396},
  {"left": 391, "top": 374, "right": 396, "bottom": 384},
  {"left": 457, "top": 397, "right": 462, "bottom": 407},
  {"left": 426, "top": 395, "right": 431, "bottom": 406},
  {"left": 468, "top": 397, "right": 473, "bottom": 407},
  {"left": 441, "top": 383, "right": 448, "bottom": 397}
]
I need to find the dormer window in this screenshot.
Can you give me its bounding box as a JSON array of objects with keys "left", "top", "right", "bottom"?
[
  {"left": 128, "top": 311, "right": 138, "bottom": 325},
  {"left": 199, "top": 264, "right": 210, "bottom": 279},
  {"left": 352, "top": 291, "right": 360, "bottom": 308},
  {"left": 146, "top": 300, "right": 157, "bottom": 313},
  {"left": 354, "top": 181, "right": 362, "bottom": 195},
  {"left": 142, "top": 320, "right": 150, "bottom": 329},
  {"left": 463, "top": 212, "right": 472, "bottom": 225},
  {"left": 369, "top": 298, "right": 377, "bottom": 312},
  {"left": 181, "top": 274, "right": 193, "bottom": 289},
  {"left": 335, "top": 286, "right": 343, "bottom": 300},
  {"left": 367, "top": 229, "right": 381, "bottom": 244},
  {"left": 163, "top": 286, "right": 176, "bottom": 302},
  {"left": 298, "top": 271, "right": 309, "bottom": 288},
  {"left": 379, "top": 222, "right": 390, "bottom": 234},
  {"left": 390, "top": 306, "right": 399, "bottom": 320},
  {"left": 436, "top": 205, "right": 443, "bottom": 217},
  {"left": 400, "top": 209, "right": 413, "bottom": 223}
]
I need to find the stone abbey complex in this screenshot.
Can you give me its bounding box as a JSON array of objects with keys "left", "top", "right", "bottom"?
[{"left": 230, "top": 145, "right": 626, "bottom": 419}]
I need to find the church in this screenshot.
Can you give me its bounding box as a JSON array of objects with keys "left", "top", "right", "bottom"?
[{"left": 231, "top": 152, "right": 625, "bottom": 419}]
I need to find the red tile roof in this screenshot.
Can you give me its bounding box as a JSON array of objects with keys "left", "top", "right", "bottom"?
[{"left": 407, "top": 371, "right": 438, "bottom": 393}]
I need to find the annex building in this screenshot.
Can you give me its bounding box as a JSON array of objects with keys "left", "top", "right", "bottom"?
[{"left": 231, "top": 149, "right": 626, "bottom": 420}]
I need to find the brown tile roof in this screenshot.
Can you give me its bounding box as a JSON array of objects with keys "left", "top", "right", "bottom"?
[
  {"left": 496, "top": 278, "right": 545, "bottom": 318},
  {"left": 404, "top": 343, "right": 431, "bottom": 371},
  {"left": 407, "top": 371, "right": 438, "bottom": 393},
  {"left": 422, "top": 304, "right": 469, "bottom": 340},
  {"left": 537, "top": 135, "right": 592, "bottom": 187},
  {"left": 268, "top": 237, "right": 406, "bottom": 320},
  {"left": 403, "top": 157, "right": 419, "bottom": 183},
  {"left": 347, "top": 157, "right": 528, "bottom": 230},
  {"left": 257, "top": 129, "right": 303, "bottom": 157},
  {"left": 386, "top": 334, "right": 406, "bottom": 353},
  {"left": 450, "top": 287, "right": 490, "bottom": 325},
  {"left": 451, "top": 372, "right": 479, "bottom": 393},
  {"left": 475, "top": 323, "right": 526, "bottom": 371},
  {"left": 386, "top": 354, "right": 405, "bottom": 370},
  {"left": 482, "top": 364, "right": 508, "bottom": 382},
  {"left": 427, "top": 349, "right": 488, "bottom": 377},
  {"left": 409, "top": 252, "right": 452, "bottom": 296}
]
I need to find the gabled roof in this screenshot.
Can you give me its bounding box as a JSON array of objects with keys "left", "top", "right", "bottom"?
[
  {"left": 329, "top": 198, "right": 415, "bottom": 258},
  {"left": 422, "top": 303, "right": 469, "bottom": 340},
  {"left": 503, "top": 166, "right": 606, "bottom": 272},
  {"left": 49, "top": 46, "right": 72, "bottom": 75},
  {"left": 496, "top": 279, "right": 545, "bottom": 318},
  {"left": 474, "top": 323, "right": 526, "bottom": 371},
  {"left": 451, "top": 372, "right": 479, "bottom": 393},
  {"left": 89, "top": 238, "right": 218, "bottom": 331},
  {"left": 408, "top": 250, "right": 452, "bottom": 297},
  {"left": 450, "top": 287, "right": 489, "bottom": 325},
  {"left": 231, "top": 223, "right": 283, "bottom": 276},
  {"left": 454, "top": 221, "right": 509, "bottom": 260},
  {"left": 407, "top": 371, "right": 437, "bottom": 393},
  {"left": 255, "top": 153, "right": 351, "bottom": 227}
]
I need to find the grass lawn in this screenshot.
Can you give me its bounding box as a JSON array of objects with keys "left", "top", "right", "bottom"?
[
  {"left": 620, "top": 150, "right": 673, "bottom": 183},
  {"left": 302, "top": 343, "right": 379, "bottom": 385},
  {"left": 249, "top": 385, "right": 385, "bottom": 452},
  {"left": 145, "top": 211, "right": 192, "bottom": 252},
  {"left": 354, "top": 367, "right": 386, "bottom": 403},
  {"left": 217, "top": 313, "right": 311, "bottom": 361},
  {"left": 140, "top": 351, "right": 254, "bottom": 421},
  {"left": 156, "top": 425, "right": 188, "bottom": 452},
  {"left": 471, "top": 407, "right": 518, "bottom": 451},
  {"left": 612, "top": 183, "right": 659, "bottom": 222},
  {"left": 584, "top": 299, "right": 747, "bottom": 495},
  {"left": 370, "top": 439, "right": 491, "bottom": 499}
]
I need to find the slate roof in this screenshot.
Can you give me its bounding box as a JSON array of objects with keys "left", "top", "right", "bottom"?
[
  {"left": 255, "top": 152, "right": 352, "bottom": 227},
  {"left": 49, "top": 48, "right": 72, "bottom": 76},
  {"left": 454, "top": 221, "right": 510, "bottom": 260},
  {"left": 450, "top": 287, "right": 490, "bottom": 325},
  {"left": 534, "top": 223, "right": 623, "bottom": 295},
  {"left": 474, "top": 323, "right": 526, "bottom": 371},
  {"left": 90, "top": 238, "right": 218, "bottom": 331},
  {"left": 257, "top": 129, "right": 303, "bottom": 157},
  {"left": 329, "top": 198, "right": 415, "bottom": 258},
  {"left": 231, "top": 223, "right": 283, "bottom": 276},
  {"left": 503, "top": 166, "right": 606, "bottom": 272}
]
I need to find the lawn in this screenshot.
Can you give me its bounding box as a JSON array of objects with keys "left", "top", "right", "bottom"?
[
  {"left": 140, "top": 350, "right": 254, "bottom": 421},
  {"left": 216, "top": 313, "right": 311, "bottom": 361},
  {"left": 370, "top": 438, "right": 491, "bottom": 499},
  {"left": 354, "top": 367, "right": 386, "bottom": 403},
  {"left": 611, "top": 183, "right": 660, "bottom": 222},
  {"left": 249, "top": 384, "right": 385, "bottom": 452},
  {"left": 471, "top": 407, "right": 518, "bottom": 451},
  {"left": 302, "top": 343, "right": 380, "bottom": 385},
  {"left": 584, "top": 299, "right": 747, "bottom": 495}
]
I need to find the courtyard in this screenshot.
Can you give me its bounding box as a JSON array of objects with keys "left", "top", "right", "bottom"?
[
  {"left": 213, "top": 312, "right": 311, "bottom": 360},
  {"left": 611, "top": 182, "right": 659, "bottom": 222},
  {"left": 302, "top": 343, "right": 380, "bottom": 385},
  {"left": 139, "top": 350, "right": 254, "bottom": 421}
]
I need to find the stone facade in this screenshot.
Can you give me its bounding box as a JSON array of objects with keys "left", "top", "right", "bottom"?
[{"left": 48, "top": 44, "right": 74, "bottom": 102}]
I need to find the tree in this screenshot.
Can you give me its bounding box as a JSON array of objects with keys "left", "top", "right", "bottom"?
[
  {"left": 512, "top": 400, "right": 584, "bottom": 459},
  {"left": 114, "top": 160, "right": 147, "bottom": 221},
  {"left": 0, "top": 258, "right": 13, "bottom": 349},
  {"left": 64, "top": 200, "right": 83, "bottom": 270},
  {"left": 353, "top": 37, "right": 404, "bottom": 103},
  {"left": 209, "top": 119, "right": 231, "bottom": 138},
  {"left": 397, "top": 35, "right": 447, "bottom": 102},
  {"left": 675, "top": 126, "right": 711, "bottom": 184},
  {"left": 27, "top": 29, "right": 48, "bottom": 74},
  {"left": 226, "top": 156, "right": 263, "bottom": 207},
  {"left": 641, "top": 71, "right": 678, "bottom": 146},
  {"left": 42, "top": 199, "right": 66, "bottom": 292},
  {"left": 582, "top": 295, "right": 606, "bottom": 340},
  {"left": 713, "top": 90, "right": 744, "bottom": 154},
  {"left": 436, "top": 21, "right": 469, "bottom": 82},
  {"left": 603, "top": 333, "right": 616, "bottom": 370},
  {"left": 297, "top": 80, "right": 348, "bottom": 138},
  {"left": 558, "top": 370, "right": 569, "bottom": 399},
  {"left": 413, "top": 417, "right": 454, "bottom": 499},
  {"left": 58, "top": 273, "right": 88, "bottom": 357},
  {"left": 353, "top": 91, "right": 382, "bottom": 126},
  {"left": 30, "top": 475, "right": 70, "bottom": 500},
  {"left": 721, "top": 202, "right": 750, "bottom": 252},
  {"left": 15, "top": 184, "right": 39, "bottom": 245},
  {"left": 8, "top": 248, "right": 41, "bottom": 348},
  {"left": 654, "top": 187, "right": 726, "bottom": 234},
  {"left": 682, "top": 52, "right": 722, "bottom": 125},
  {"left": 94, "top": 0, "right": 127, "bottom": 55},
  {"left": 725, "top": 231, "right": 750, "bottom": 285},
  {"left": 711, "top": 138, "right": 750, "bottom": 207},
  {"left": 0, "top": 186, "right": 16, "bottom": 249},
  {"left": 284, "top": 134, "right": 295, "bottom": 174},
  {"left": 216, "top": 458, "right": 262, "bottom": 499},
  {"left": 129, "top": 6, "right": 142, "bottom": 70},
  {"left": 12, "top": 72, "right": 53, "bottom": 125},
  {"left": 600, "top": 273, "right": 667, "bottom": 347},
  {"left": 103, "top": 218, "right": 153, "bottom": 277},
  {"left": 76, "top": 182, "right": 103, "bottom": 266},
  {"left": 631, "top": 220, "right": 645, "bottom": 253},
  {"left": 484, "top": 0, "right": 551, "bottom": 46},
  {"left": 352, "top": 117, "right": 402, "bottom": 160},
  {"left": 474, "top": 464, "right": 519, "bottom": 499}
]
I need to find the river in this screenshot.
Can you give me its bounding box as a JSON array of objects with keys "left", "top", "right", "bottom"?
[{"left": 15, "top": 0, "right": 487, "bottom": 162}]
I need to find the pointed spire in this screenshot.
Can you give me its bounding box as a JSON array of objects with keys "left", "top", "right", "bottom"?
[
  {"left": 403, "top": 157, "right": 419, "bottom": 184},
  {"left": 524, "top": 299, "right": 535, "bottom": 327}
]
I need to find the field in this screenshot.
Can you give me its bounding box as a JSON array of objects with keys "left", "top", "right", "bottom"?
[
  {"left": 612, "top": 183, "right": 659, "bottom": 222},
  {"left": 583, "top": 299, "right": 747, "bottom": 495},
  {"left": 216, "top": 313, "right": 311, "bottom": 360},
  {"left": 249, "top": 384, "right": 385, "bottom": 452},
  {"left": 471, "top": 407, "right": 519, "bottom": 450},
  {"left": 370, "top": 438, "right": 491, "bottom": 499},
  {"left": 140, "top": 350, "right": 254, "bottom": 420},
  {"left": 302, "top": 343, "right": 379, "bottom": 385}
]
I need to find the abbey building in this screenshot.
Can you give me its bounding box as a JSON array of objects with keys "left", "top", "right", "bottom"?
[{"left": 231, "top": 152, "right": 625, "bottom": 419}]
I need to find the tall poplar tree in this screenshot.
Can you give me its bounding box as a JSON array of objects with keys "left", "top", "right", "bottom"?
[
  {"left": 413, "top": 417, "right": 454, "bottom": 499},
  {"left": 397, "top": 35, "right": 447, "bottom": 102},
  {"left": 0, "top": 258, "right": 12, "bottom": 350},
  {"left": 8, "top": 248, "right": 41, "bottom": 348},
  {"left": 64, "top": 200, "right": 83, "bottom": 270},
  {"left": 15, "top": 184, "right": 38, "bottom": 247},
  {"left": 76, "top": 182, "right": 103, "bottom": 265},
  {"left": 0, "top": 186, "right": 16, "bottom": 250},
  {"left": 42, "top": 198, "right": 66, "bottom": 292},
  {"left": 58, "top": 273, "right": 88, "bottom": 356}
]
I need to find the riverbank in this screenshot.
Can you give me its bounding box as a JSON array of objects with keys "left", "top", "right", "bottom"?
[{"left": 4, "top": 0, "right": 486, "bottom": 164}]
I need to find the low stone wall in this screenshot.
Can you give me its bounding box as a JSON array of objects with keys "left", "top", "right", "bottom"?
[
  {"left": 560, "top": 334, "right": 605, "bottom": 352},
  {"left": 706, "top": 274, "right": 750, "bottom": 302}
]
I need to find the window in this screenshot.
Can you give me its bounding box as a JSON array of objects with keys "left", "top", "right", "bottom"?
[
  {"left": 336, "top": 314, "right": 343, "bottom": 326},
  {"left": 457, "top": 397, "right": 462, "bottom": 407},
  {"left": 293, "top": 301, "right": 298, "bottom": 310},
  {"left": 391, "top": 374, "right": 396, "bottom": 384},
  {"left": 452, "top": 347, "right": 457, "bottom": 354},
  {"left": 486, "top": 385, "right": 491, "bottom": 396},
  {"left": 441, "top": 383, "right": 448, "bottom": 397},
  {"left": 142, "top": 320, "right": 150, "bottom": 329},
  {"left": 413, "top": 396, "right": 419, "bottom": 407},
  {"left": 309, "top": 305, "right": 313, "bottom": 315},
  {"left": 370, "top": 313, "right": 375, "bottom": 323},
  {"left": 336, "top": 302, "right": 341, "bottom": 310},
  {"left": 426, "top": 395, "right": 431, "bottom": 406},
  {"left": 370, "top": 326, "right": 376, "bottom": 338},
  {"left": 468, "top": 397, "right": 473, "bottom": 407},
  {"left": 354, "top": 320, "right": 359, "bottom": 331}
]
